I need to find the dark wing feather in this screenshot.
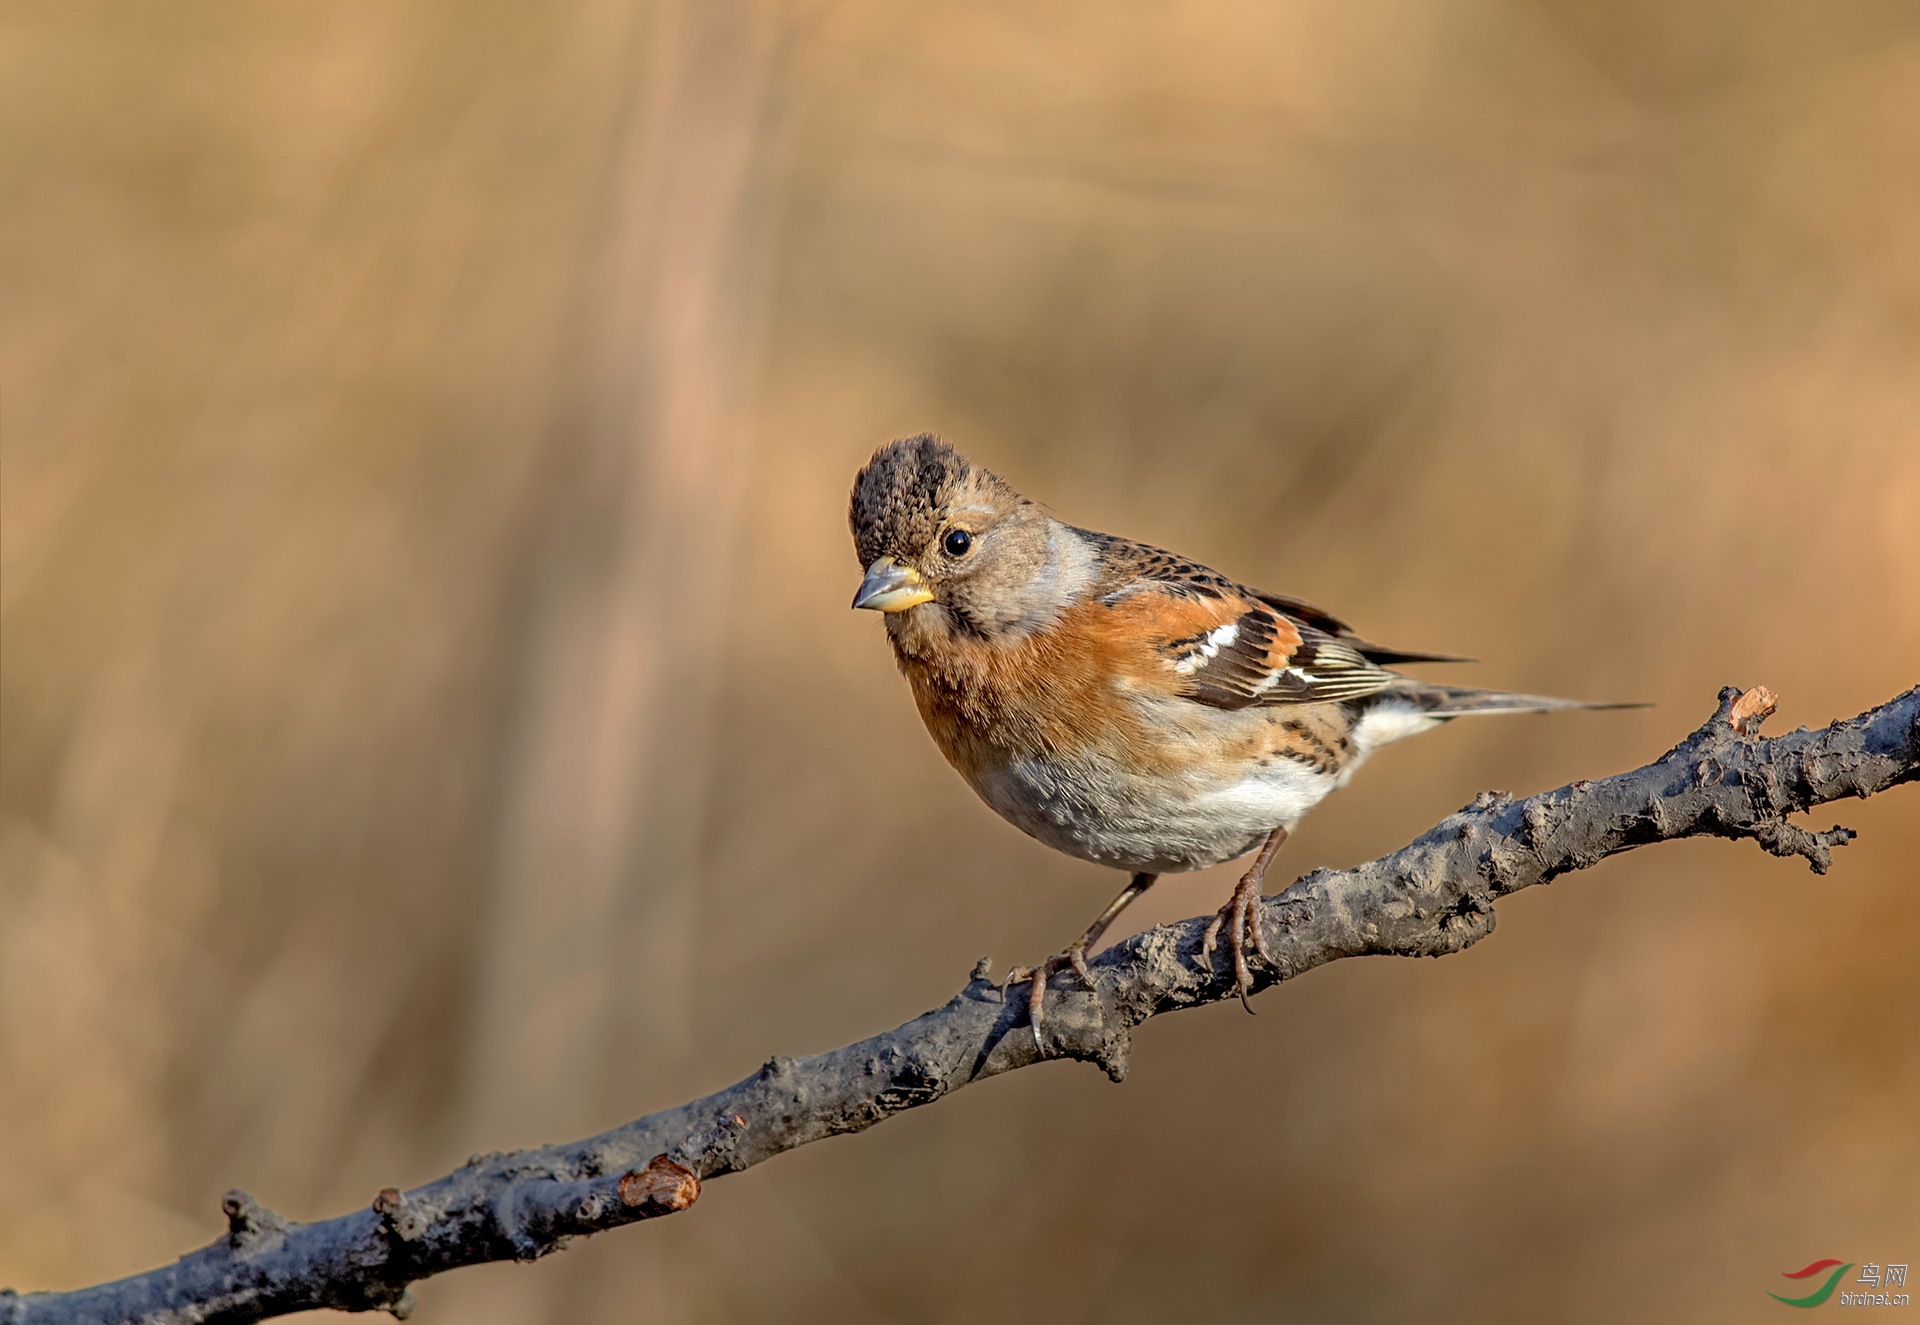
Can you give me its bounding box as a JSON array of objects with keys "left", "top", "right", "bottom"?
[
  {"left": 1132, "top": 589, "right": 1401, "bottom": 710},
  {"left": 1245, "top": 588, "right": 1351, "bottom": 635},
  {"left": 1245, "top": 589, "right": 1472, "bottom": 666},
  {"left": 1174, "top": 608, "right": 1402, "bottom": 709},
  {"left": 1077, "top": 530, "right": 1466, "bottom": 694}
]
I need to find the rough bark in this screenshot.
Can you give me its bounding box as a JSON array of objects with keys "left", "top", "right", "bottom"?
[{"left": 7, "top": 684, "right": 1914, "bottom": 1325}]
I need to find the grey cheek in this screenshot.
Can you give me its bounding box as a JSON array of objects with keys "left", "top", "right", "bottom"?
[{"left": 993, "top": 545, "right": 1076, "bottom": 636}]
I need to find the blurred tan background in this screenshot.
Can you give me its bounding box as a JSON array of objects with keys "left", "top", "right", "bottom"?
[{"left": 3, "top": 2, "right": 1917, "bottom": 1320}]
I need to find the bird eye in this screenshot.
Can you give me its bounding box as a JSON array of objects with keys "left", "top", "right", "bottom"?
[{"left": 942, "top": 528, "right": 973, "bottom": 558}]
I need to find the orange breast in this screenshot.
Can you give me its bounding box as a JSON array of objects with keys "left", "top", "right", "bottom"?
[{"left": 891, "top": 594, "right": 1231, "bottom": 789}]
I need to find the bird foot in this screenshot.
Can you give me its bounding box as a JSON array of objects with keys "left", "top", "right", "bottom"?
[
  {"left": 1199, "top": 870, "right": 1278, "bottom": 1012},
  {"left": 1003, "top": 940, "right": 1095, "bottom": 1053}
]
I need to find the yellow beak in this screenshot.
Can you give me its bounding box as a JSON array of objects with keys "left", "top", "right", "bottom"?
[{"left": 851, "top": 556, "right": 934, "bottom": 612}]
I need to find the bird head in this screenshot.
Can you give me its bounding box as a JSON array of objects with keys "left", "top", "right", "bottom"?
[{"left": 848, "top": 435, "right": 1071, "bottom": 640}]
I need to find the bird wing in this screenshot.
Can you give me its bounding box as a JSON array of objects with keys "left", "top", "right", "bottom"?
[
  {"left": 1077, "top": 531, "right": 1454, "bottom": 706},
  {"left": 1092, "top": 580, "right": 1401, "bottom": 710},
  {"left": 1246, "top": 589, "right": 1472, "bottom": 667}
]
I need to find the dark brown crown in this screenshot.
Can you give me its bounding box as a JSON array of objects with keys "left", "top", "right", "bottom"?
[{"left": 848, "top": 434, "right": 970, "bottom": 566}]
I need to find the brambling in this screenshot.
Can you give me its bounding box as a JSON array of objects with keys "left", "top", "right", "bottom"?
[{"left": 850, "top": 434, "right": 1627, "bottom": 1046}]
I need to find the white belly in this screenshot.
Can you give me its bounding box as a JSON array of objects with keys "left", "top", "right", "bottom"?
[
  {"left": 960, "top": 696, "right": 1445, "bottom": 876},
  {"left": 976, "top": 752, "right": 1338, "bottom": 874}
]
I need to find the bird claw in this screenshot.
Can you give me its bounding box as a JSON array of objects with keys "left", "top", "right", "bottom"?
[
  {"left": 1199, "top": 872, "right": 1277, "bottom": 1013},
  {"left": 1004, "top": 941, "right": 1095, "bottom": 1053}
]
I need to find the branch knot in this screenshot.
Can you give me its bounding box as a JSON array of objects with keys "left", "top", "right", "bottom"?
[
  {"left": 618, "top": 1157, "right": 700, "bottom": 1214},
  {"left": 221, "top": 1190, "right": 290, "bottom": 1250},
  {"left": 373, "top": 1188, "right": 430, "bottom": 1243},
  {"left": 1729, "top": 685, "right": 1779, "bottom": 737},
  {"left": 1750, "top": 819, "right": 1857, "bottom": 874}
]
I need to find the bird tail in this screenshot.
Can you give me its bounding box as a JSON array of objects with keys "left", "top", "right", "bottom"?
[{"left": 1384, "top": 680, "right": 1648, "bottom": 717}]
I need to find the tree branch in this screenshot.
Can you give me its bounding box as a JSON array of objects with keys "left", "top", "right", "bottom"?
[{"left": 8, "top": 685, "right": 1915, "bottom": 1325}]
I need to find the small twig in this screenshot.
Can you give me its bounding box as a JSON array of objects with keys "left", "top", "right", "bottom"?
[{"left": 6, "top": 685, "right": 1914, "bottom": 1325}]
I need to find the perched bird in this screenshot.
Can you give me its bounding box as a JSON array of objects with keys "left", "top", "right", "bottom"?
[{"left": 850, "top": 434, "right": 1627, "bottom": 1045}]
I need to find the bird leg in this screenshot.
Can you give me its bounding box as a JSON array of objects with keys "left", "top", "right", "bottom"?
[
  {"left": 1006, "top": 871, "right": 1157, "bottom": 1052},
  {"left": 1200, "top": 826, "right": 1289, "bottom": 1012}
]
